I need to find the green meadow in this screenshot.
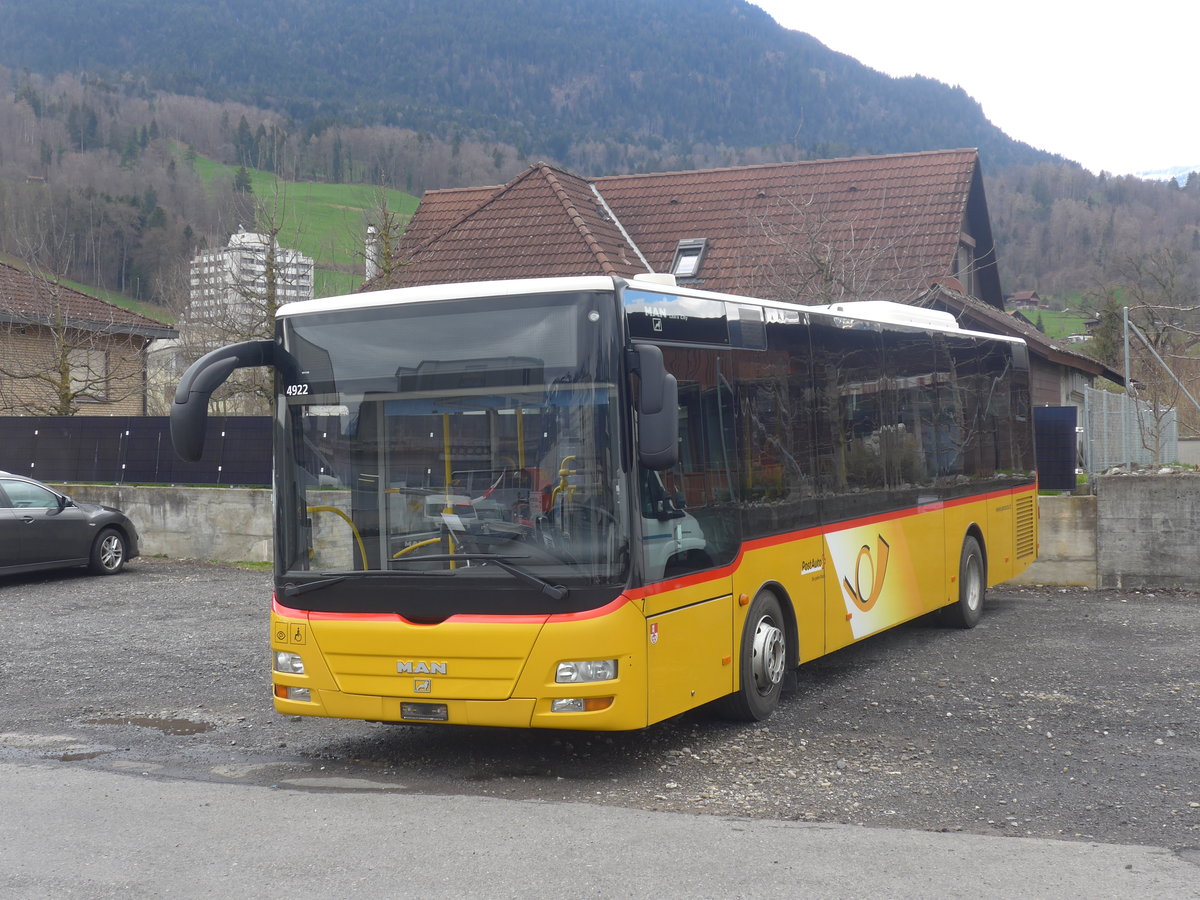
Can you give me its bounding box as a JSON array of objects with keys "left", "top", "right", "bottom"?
[
  {"left": 1025, "top": 308, "right": 1093, "bottom": 340},
  {"left": 187, "top": 153, "right": 419, "bottom": 298}
]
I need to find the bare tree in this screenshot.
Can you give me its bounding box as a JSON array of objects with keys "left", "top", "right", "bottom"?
[
  {"left": 172, "top": 181, "right": 313, "bottom": 413},
  {"left": 734, "top": 185, "right": 973, "bottom": 307},
  {"left": 352, "top": 189, "right": 410, "bottom": 288},
  {"left": 1106, "top": 248, "right": 1200, "bottom": 451}
]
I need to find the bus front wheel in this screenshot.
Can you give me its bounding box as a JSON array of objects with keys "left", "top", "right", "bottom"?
[
  {"left": 718, "top": 590, "right": 788, "bottom": 721},
  {"left": 942, "top": 535, "right": 985, "bottom": 629}
]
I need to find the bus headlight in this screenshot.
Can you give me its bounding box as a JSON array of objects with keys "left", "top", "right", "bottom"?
[
  {"left": 556, "top": 659, "right": 617, "bottom": 683},
  {"left": 274, "top": 650, "right": 305, "bottom": 674}
]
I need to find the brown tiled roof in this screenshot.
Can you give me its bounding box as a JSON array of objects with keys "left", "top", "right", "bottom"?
[
  {"left": 595, "top": 149, "right": 985, "bottom": 302},
  {"left": 384, "top": 163, "right": 647, "bottom": 286},
  {"left": 0, "top": 260, "right": 175, "bottom": 338},
  {"left": 383, "top": 149, "right": 998, "bottom": 307}
]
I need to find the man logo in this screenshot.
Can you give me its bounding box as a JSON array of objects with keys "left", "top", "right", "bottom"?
[
  {"left": 414, "top": 679, "right": 432, "bottom": 694},
  {"left": 397, "top": 660, "right": 448, "bottom": 675},
  {"left": 844, "top": 535, "right": 891, "bottom": 612}
]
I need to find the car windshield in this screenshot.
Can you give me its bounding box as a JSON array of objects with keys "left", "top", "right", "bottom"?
[{"left": 275, "top": 290, "right": 630, "bottom": 603}]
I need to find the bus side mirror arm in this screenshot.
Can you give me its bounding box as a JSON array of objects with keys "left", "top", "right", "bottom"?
[
  {"left": 628, "top": 344, "right": 679, "bottom": 471},
  {"left": 171, "top": 340, "right": 287, "bottom": 462}
]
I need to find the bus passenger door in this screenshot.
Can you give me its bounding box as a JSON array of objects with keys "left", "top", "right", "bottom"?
[{"left": 641, "top": 347, "right": 740, "bottom": 723}]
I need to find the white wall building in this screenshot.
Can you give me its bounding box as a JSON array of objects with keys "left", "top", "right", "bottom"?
[{"left": 187, "top": 228, "right": 313, "bottom": 322}]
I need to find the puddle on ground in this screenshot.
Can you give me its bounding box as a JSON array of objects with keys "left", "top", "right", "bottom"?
[
  {"left": 84, "top": 716, "right": 215, "bottom": 735},
  {"left": 56, "top": 751, "right": 105, "bottom": 761}
]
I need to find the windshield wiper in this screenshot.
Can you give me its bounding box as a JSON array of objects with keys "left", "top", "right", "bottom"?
[
  {"left": 394, "top": 553, "right": 569, "bottom": 600},
  {"left": 282, "top": 575, "right": 347, "bottom": 598},
  {"left": 282, "top": 568, "right": 453, "bottom": 597}
]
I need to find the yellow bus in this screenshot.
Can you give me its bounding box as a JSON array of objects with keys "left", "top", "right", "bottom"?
[{"left": 172, "top": 274, "right": 1037, "bottom": 729}]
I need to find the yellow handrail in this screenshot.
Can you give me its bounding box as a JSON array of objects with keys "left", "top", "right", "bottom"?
[
  {"left": 306, "top": 505, "right": 368, "bottom": 571},
  {"left": 549, "top": 455, "right": 577, "bottom": 508},
  {"left": 391, "top": 535, "right": 458, "bottom": 559}
]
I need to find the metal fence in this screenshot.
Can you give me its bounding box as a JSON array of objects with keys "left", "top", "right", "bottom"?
[
  {"left": 0, "top": 416, "right": 271, "bottom": 486},
  {"left": 1083, "top": 387, "right": 1178, "bottom": 472}
]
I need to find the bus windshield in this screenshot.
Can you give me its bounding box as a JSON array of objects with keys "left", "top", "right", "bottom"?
[{"left": 275, "top": 290, "right": 629, "bottom": 600}]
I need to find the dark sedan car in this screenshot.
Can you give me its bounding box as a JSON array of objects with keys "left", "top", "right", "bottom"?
[{"left": 0, "top": 471, "right": 140, "bottom": 576}]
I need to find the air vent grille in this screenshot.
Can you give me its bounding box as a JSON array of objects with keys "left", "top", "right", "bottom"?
[{"left": 1015, "top": 494, "right": 1036, "bottom": 559}]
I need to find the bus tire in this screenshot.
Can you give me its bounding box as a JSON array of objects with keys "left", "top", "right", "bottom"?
[
  {"left": 718, "top": 590, "right": 788, "bottom": 721},
  {"left": 942, "top": 535, "right": 984, "bottom": 629}
]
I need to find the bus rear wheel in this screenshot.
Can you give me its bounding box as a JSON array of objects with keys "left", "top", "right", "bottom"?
[
  {"left": 718, "top": 590, "right": 788, "bottom": 721},
  {"left": 942, "top": 535, "right": 985, "bottom": 629}
]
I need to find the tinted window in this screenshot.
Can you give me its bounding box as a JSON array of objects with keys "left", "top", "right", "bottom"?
[
  {"left": 0, "top": 479, "right": 59, "bottom": 509},
  {"left": 646, "top": 346, "right": 741, "bottom": 579},
  {"left": 735, "top": 322, "right": 819, "bottom": 539},
  {"left": 938, "top": 335, "right": 1035, "bottom": 485}
]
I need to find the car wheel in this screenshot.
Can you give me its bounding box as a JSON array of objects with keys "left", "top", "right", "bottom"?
[{"left": 89, "top": 528, "right": 127, "bottom": 575}]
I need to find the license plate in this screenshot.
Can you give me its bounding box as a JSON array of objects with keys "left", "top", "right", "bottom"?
[{"left": 401, "top": 702, "right": 448, "bottom": 722}]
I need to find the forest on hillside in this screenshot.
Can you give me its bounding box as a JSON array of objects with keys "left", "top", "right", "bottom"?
[
  {"left": 2, "top": 67, "right": 1198, "bottom": 316},
  {"left": 0, "top": 0, "right": 1057, "bottom": 173}
]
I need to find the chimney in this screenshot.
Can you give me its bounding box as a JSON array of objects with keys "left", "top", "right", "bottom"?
[{"left": 365, "top": 224, "right": 380, "bottom": 283}]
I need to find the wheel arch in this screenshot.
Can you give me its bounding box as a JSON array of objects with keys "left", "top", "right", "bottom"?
[
  {"left": 98, "top": 522, "right": 135, "bottom": 552},
  {"left": 963, "top": 523, "right": 988, "bottom": 581}
]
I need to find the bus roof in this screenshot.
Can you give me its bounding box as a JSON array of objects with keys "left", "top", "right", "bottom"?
[{"left": 279, "top": 274, "right": 1023, "bottom": 345}]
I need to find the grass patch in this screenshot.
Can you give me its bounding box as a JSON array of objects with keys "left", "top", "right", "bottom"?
[
  {"left": 186, "top": 149, "right": 419, "bottom": 298},
  {"left": 1026, "top": 309, "right": 1092, "bottom": 341}
]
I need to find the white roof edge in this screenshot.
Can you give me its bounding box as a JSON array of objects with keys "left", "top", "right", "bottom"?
[
  {"left": 279, "top": 275, "right": 1025, "bottom": 345},
  {"left": 808, "top": 300, "right": 1025, "bottom": 344},
  {"left": 277, "top": 276, "right": 619, "bottom": 318},
  {"left": 809, "top": 300, "right": 959, "bottom": 331}
]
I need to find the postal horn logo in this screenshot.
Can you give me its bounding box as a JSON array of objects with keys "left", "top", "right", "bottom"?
[{"left": 843, "top": 535, "right": 890, "bottom": 612}]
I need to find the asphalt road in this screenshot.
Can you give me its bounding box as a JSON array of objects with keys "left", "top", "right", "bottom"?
[{"left": 1, "top": 558, "right": 1198, "bottom": 895}]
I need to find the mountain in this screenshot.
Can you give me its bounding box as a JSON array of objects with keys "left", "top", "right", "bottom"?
[
  {"left": 0, "top": 0, "right": 1061, "bottom": 173},
  {"left": 0, "top": 0, "right": 1196, "bottom": 318}
]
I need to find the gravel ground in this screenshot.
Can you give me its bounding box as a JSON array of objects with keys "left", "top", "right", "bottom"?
[{"left": 1, "top": 557, "right": 1197, "bottom": 852}]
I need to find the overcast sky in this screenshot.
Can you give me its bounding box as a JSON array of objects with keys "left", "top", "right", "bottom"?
[{"left": 752, "top": 1, "right": 1196, "bottom": 177}]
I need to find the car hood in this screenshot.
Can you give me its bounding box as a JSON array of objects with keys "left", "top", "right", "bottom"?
[{"left": 74, "top": 500, "right": 121, "bottom": 516}]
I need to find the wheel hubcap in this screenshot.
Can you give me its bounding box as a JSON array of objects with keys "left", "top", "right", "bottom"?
[
  {"left": 750, "top": 616, "right": 786, "bottom": 695},
  {"left": 100, "top": 536, "right": 123, "bottom": 570},
  {"left": 965, "top": 555, "right": 982, "bottom": 610}
]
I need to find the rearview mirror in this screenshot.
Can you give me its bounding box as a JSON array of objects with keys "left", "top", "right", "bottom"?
[
  {"left": 630, "top": 344, "right": 679, "bottom": 471},
  {"left": 171, "top": 340, "right": 292, "bottom": 461}
]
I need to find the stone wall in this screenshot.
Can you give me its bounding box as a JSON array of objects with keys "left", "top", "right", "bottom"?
[{"left": 1094, "top": 475, "right": 1200, "bottom": 589}]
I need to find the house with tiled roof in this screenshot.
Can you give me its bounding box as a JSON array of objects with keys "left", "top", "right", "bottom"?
[
  {"left": 375, "top": 149, "right": 1120, "bottom": 406},
  {"left": 1006, "top": 290, "right": 1043, "bottom": 309},
  {"left": 0, "top": 260, "right": 176, "bottom": 415}
]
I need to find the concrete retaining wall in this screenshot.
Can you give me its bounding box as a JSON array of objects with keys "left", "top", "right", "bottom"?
[
  {"left": 60, "top": 484, "right": 274, "bottom": 563},
  {"left": 56, "top": 476, "right": 1200, "bottom": 588},
  {"left": 1095, "top": 475, "right": 1200, "bottom": 589}
]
